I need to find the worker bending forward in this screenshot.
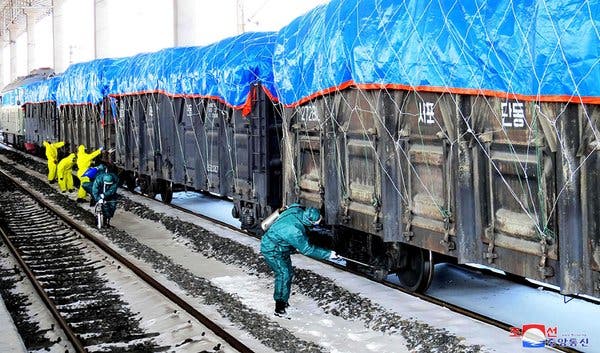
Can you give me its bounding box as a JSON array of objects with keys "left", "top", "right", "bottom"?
[
  {"left": 81, "top": 164, "right": 106, "bottom": 205},
  {"left": 260, "top": 204, "right": 337, "bottom": 316},
  {"left": 76, "top": 145, "right": 102, "bottom": 201},
  {"left": 57, "top": 153, "right": 76, "bottom": 192},
  {"left": 43, "top": 141, "right": 64, "bottom": 183}
]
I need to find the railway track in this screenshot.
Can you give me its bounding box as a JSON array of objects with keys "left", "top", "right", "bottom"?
[
  {"left": 0, "top": 145, "right": 581, "bottom": 352},
  {"left": 0, "top": 168, "right": 254, "bottom": 353},
  {"left": 139, "top": 189, "right": 580, "bottom": 352},
  {"left": 129, "top": 188, "right": 582, "bottom": 353}
]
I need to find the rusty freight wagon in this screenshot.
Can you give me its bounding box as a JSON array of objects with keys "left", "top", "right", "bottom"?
[
  {"left": 22, "top": 76, "right": 61, "bottom": 155},
  {"left": 0, "top": 69, "right": 54, "bottom": 150},
  {"left": 274, "top": 0, "right": 600, "bottom": 297},
  {"left": 105, "top": 33, "right": 282, "bottom": 230},
  {"left": 54, "top": 59, "right": 117, "bottom": 155}
]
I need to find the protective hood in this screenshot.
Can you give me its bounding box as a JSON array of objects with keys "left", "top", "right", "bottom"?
[{"left": 301, "top": 207, "right": 321, "bottom": 226}]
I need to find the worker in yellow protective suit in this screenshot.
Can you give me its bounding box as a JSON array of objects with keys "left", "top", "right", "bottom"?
[
  {"left": 76, "top": 145, "right": 103, "bottom": 202},
  {"left": 57, "top": 153, "right": 76, "bottom": 192},
  {"left": 43, "top": 141, "right": 65, "bottom": 183}
]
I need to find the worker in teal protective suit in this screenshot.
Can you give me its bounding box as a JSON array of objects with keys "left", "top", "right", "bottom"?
[
  {"left": 81, "top": 164, "right": 106, "bottom": 205},
  {"left": 92, "top": 171, "right": 119, "bottom": 227},
  {"left": 260, "top": 204, "right": 337, "bottom": 316}
]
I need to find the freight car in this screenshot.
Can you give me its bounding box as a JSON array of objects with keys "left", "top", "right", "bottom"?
[
  {"left": 10, "top": 32, "right": 283, "bottom": 233},
  {"left": 273, "top": 0, "right": 600, "bottom": 296},
  {"left": 1, "top": 0, "right": 598, "bottom": 299},
  {"left": 0, "top": 68, "right": 54, "bottom": 150},
  {"left": 104, "top": 32, "right": 282, "bottom": 229}
]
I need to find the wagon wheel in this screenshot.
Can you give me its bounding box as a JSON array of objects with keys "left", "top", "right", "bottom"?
[
  {"left": 395, "top": 244, "right": 434, "bottom": 293},
  {"left": 139, "top": 175, "right": 154, "bottom": 197},
  {"left": 119, "top": 171, "right": 136, "bottom": 190},
  {"left": 125, "top": 175, "right": 136, "bottom": 191},
  {"left": 160, "top": 180, "right": 173, "bottom": 204}
]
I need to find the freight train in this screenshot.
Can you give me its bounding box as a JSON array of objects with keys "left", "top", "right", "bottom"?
[{"left": 1, "top": 0, "right": 598, "bottom": 298}]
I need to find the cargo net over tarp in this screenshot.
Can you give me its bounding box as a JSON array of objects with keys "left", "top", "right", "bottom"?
[
  {"left": 35, "top": 32, "right": 279, "bottom": 195},
  {"left": 102, "top": 31, "right": 279, "bottom": 194},
  {"left": 274, "top": 0, "right": 600, "bottom": 290}
]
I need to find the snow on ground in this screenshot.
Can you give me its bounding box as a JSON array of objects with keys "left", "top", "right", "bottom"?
[
  {"left": 166, "top": 190, "right": 598, "bottom": 353},
  {"left": 426, "top": 264, "right": 599, "bottom": 353},
  {"left": 1, "top": 149, "right": 595, "bottom": 352},
  {"left": 110, "top": 205, "right": 409, "bottom": 353},
  {"left": 124, "top": 190, "right": 566, "bottom": 353}
]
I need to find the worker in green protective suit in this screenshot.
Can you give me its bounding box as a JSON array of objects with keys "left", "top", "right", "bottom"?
[
  {"left": 76, "top": 145, "right": 103, "bottom": 201},
  {"left": 260, "top": 204, "right": 337, "bottom": 316},
  {"left": 81, "top": 164, "right": 106, "bottom": 205},
  {"left": 92, "top": 172, "right": 119, "bottom": 227},
  {"left": 43, "top": 141, "right": 65, "bottom": 183}
]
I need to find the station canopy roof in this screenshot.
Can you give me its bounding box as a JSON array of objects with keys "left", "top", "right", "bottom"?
[{"left": 0, "top": 0, "right": 51, "bottom": 39}]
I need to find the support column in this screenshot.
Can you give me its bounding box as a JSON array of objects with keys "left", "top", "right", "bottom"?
[
  {"left": 94, "top": 0, "right": 109, "bottom": 59},
  {"left": 52, "top": 0, "right": 67, "bottom": 72},
  {"left": 0, "top": 31, "right": 5, "bottom": 87},
  {"left": 25, "top": 8, "right": 39, "bottom": 73},
  {"left": 8, "top": 24, "right": 18, "bottom": 82},
  {"left": 173, "top": 0, "right": 201, "bottom": 46}
]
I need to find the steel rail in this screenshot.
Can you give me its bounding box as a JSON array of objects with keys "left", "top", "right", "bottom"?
[
  {"left": 133, "top": 191, "right": 580, "bottom": 353},
  {"left": 0, "top": 218, "right": 87, "bottom": 353},
  {"left": 0, "top": 146, "right": 584, "bottom": 352},
  {"left": 0, "top": 168, "right": 255, "bottom": 353}
]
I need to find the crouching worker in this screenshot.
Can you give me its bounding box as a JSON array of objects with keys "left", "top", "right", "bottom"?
[
  {"left": 57, "top": 153, "right": 76, "bottom": 192},
  {"left": 76, "top": 145, "right": 103, "bottom": 202},
  {"left": 43, "top": 141, "right": 65, "bottom": 183},
  {"left": 92, "top": 170, "right": 119, "bottom": 227},
  {"left": 260, "top": 204, "right": 338, "bottom": 316},
  {"left": 80, "top": 164, "right": 106, "bottom": 204}
]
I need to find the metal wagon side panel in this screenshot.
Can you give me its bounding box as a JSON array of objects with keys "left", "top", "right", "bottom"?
[
  {"left": 24, "top": 104, "right": 39, "bottom": 144},
  {"left": 231, "top": 88, "right": 283, "bottom": 230},
  {"left": 393, "top": 92, "right": 459, "bottom": 255},
  {"left": 58, "top": 106, "right": 75, "bottom": 152},
  {"left": 204, "top": 101, "right": 234, "bottom": 197},
  {"left": 283, "top": 99, "right": 325, "bottom": 212},
  {"left": 179, "top": 97, "right": 208, "bottom": 190},
  {"left": 170, "top": 97, "right": 186, "bottom": 185},
  {"left": 581, "top": 103, "right": 600, "bottom": 298},
  {"left": 40, "top": 102, "right": 59, "bottom": 145},
  {"left": 138, "top": 94, "right": 157, "bottom": 176},
  {"left": 153, "top": 93, "right": 177, "bottom": 181},
  {"left": 332, "top": 90, "right": 386, "bottom": 237},
  {"left": 470, "top": 97, "right": 559, "bottom": 285}
]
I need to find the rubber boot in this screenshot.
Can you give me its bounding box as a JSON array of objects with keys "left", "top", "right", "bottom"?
[{"left": 275, "top": 300, "right": 287, "bottom": 315}]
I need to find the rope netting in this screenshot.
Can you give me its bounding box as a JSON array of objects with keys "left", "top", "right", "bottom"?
[
  {"left": 275, "top": 0, "right": 600, "bottom": 249},
  {"left": 3, "top": 0, "right": 599, "bottom": 249}
]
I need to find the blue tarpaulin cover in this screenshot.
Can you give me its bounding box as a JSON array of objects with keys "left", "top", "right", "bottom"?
[
  {"left": 273, "top": 0, "right": 600, "bottom": 106},
  {"left": 16, "top": 30, "right": 277, "bottom": 111},
  {"left": 56, "top": 58, "right": 116, "bottom": 106},
  {"left": 9, "top": 0, "right": 600, "bottom": 108},
  {"left": 22, "top": 76, "right": 61, "bottom": 104},
  {"left": 107, "top": 31, "right": 278, "bottom": 111}
]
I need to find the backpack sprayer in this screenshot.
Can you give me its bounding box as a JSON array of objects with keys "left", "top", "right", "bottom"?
[
  {"left": 261, "top": 206, "right": 377, "bottom": 270},
  {"left": 260, "top": 206, "right": 288, "bottom": 231}
]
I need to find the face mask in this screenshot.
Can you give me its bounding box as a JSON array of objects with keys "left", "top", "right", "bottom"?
[{"left": 313, "top": 216, "right": 322, "bottom": 226}]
